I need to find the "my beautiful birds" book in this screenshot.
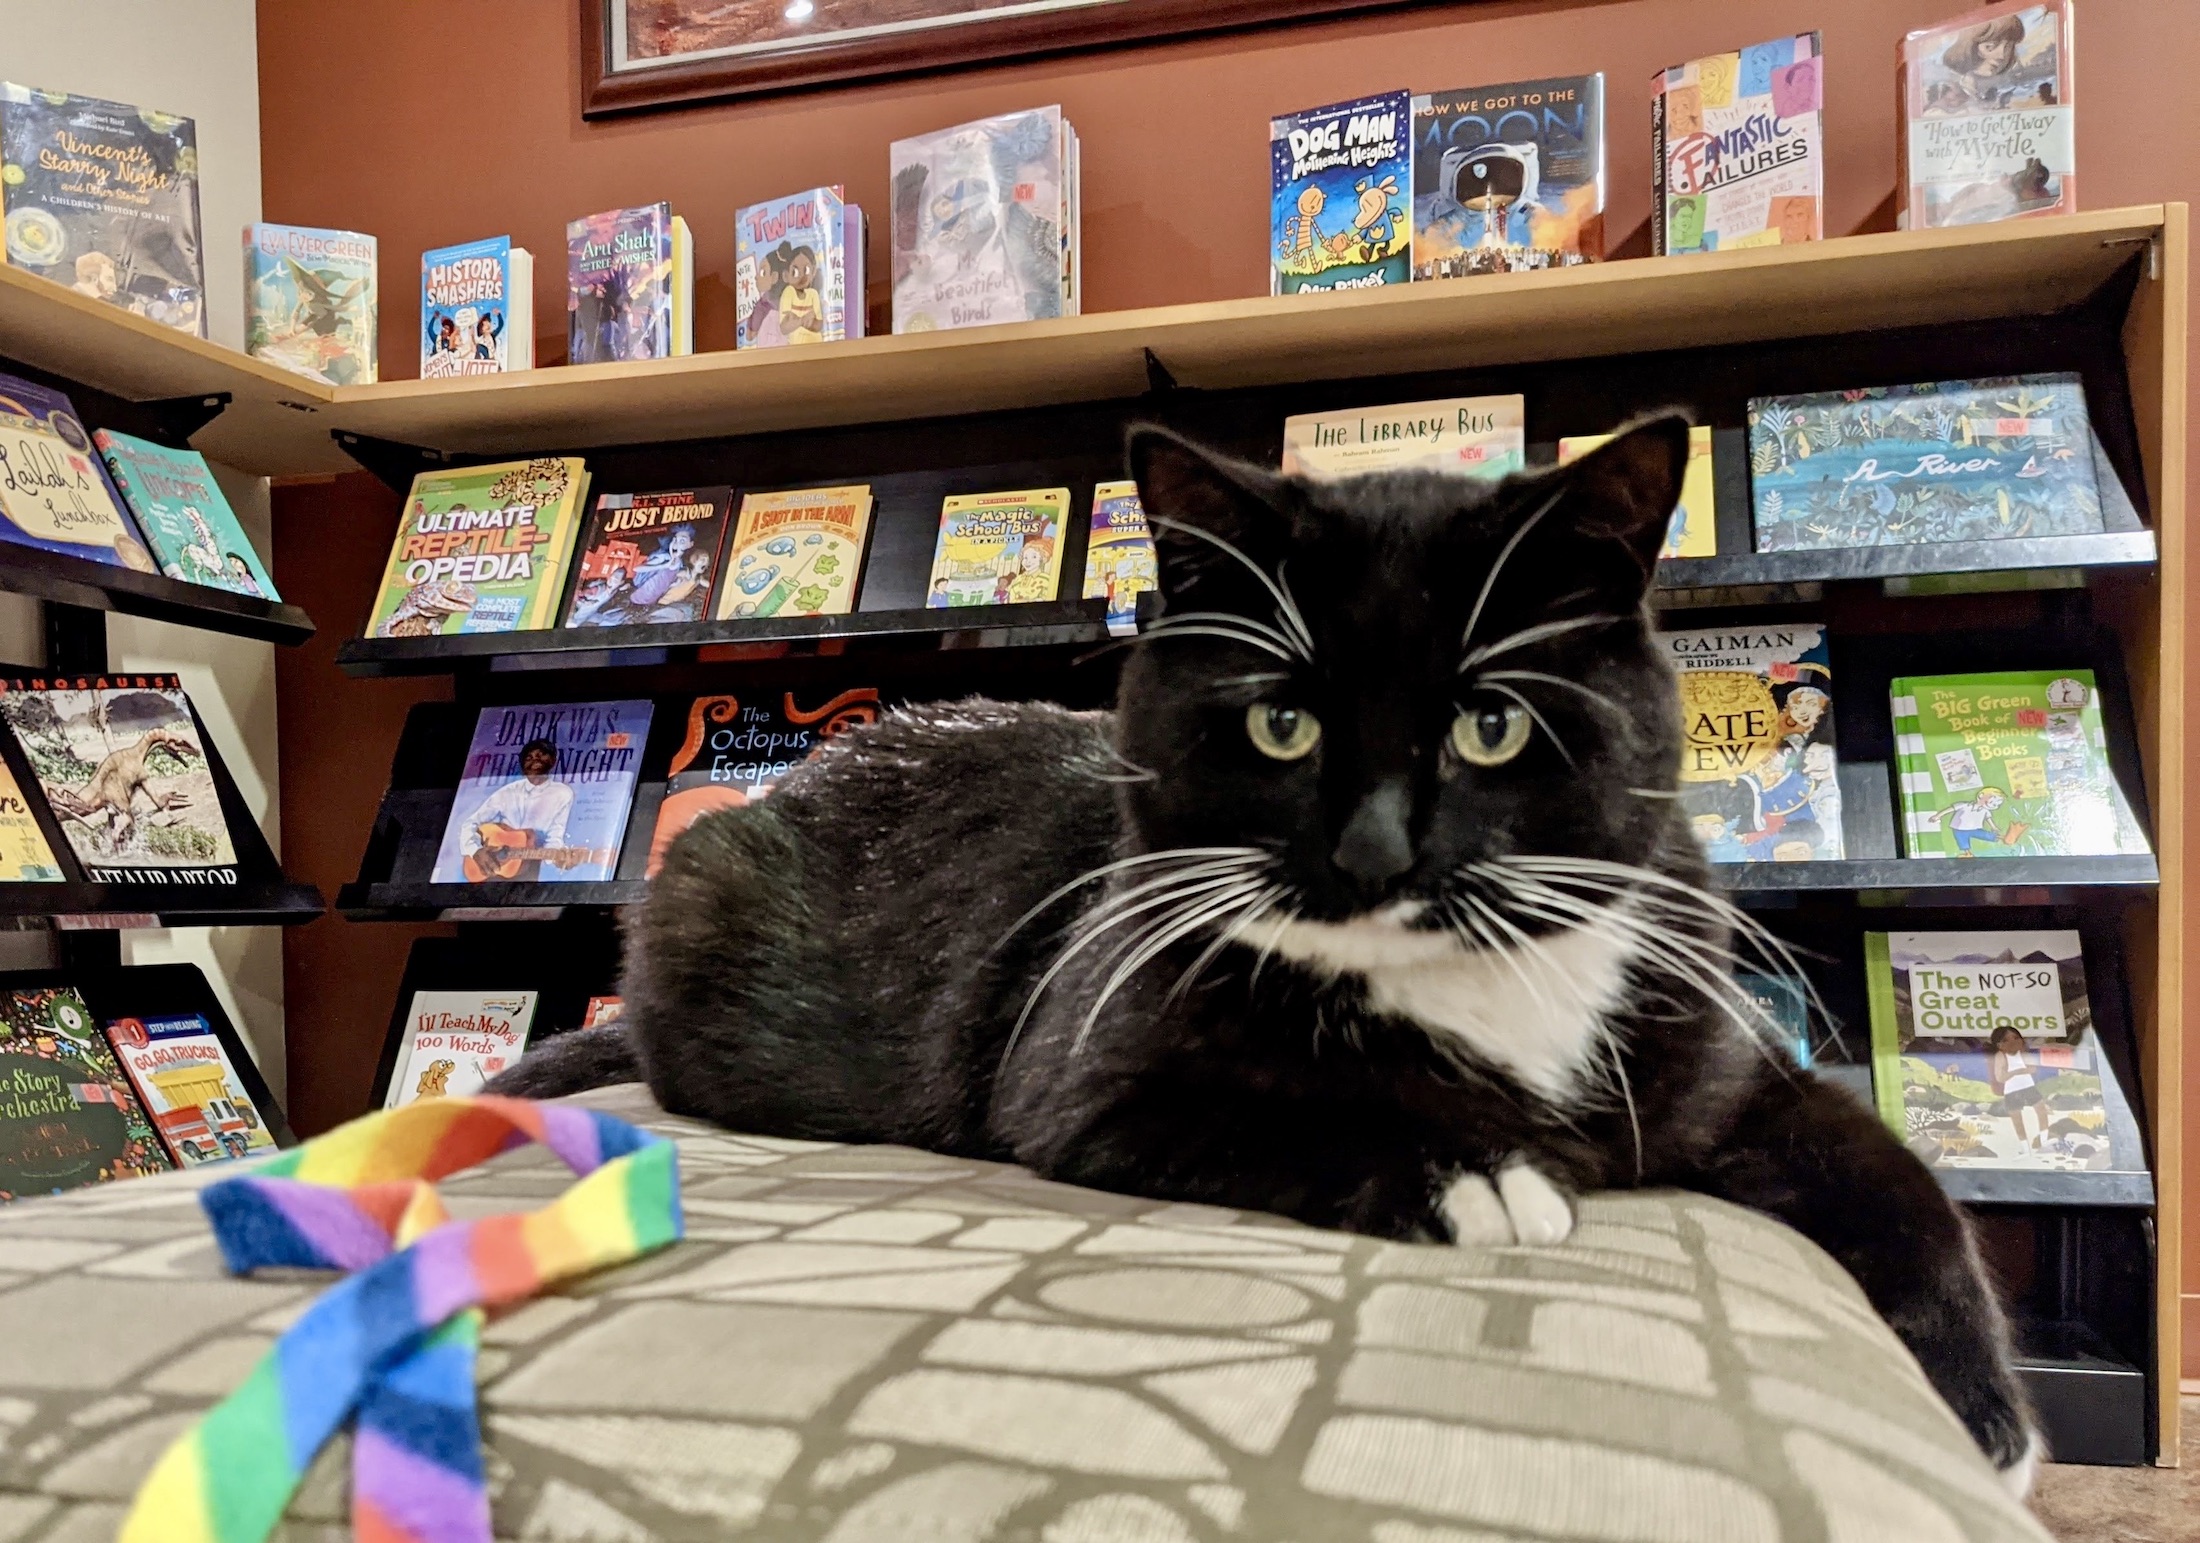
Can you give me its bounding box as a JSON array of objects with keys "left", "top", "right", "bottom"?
[
  {"left": 0, "top": 986, "right": 169, "bottom": 1200},
  {"left": 365, "top": 458, "right": 591, "bottom": 637},
  {"left": 386, "top": 990, "right": 537, "bottom": 1110},
  {"left": 1412, "top": 75, "right": 1604, "bottom": 278},
  {"left": 431, "top": 699, "right": 652, "bottom": 884},
  {"left": 1652, "top": 34, "right": 1824, "bottom": 254},
  {"left": 244, "top": 222, "right": 378, "bottom": 385},
  {"left": 927, "top": 488, "right": 1069, "bottom": 607},
  {"left": 562, "top": 487, "right": 733, "bottom": 628},
  {"left": 718, "top": 485, "right": 874, "bottom": 620},
  {"left": 95, "top": 430, "right": 279, "bottom": 599},
  {"left": 890, "top": 107, "right": 1079, "bottom": 332},
  {"left": 103, "top": 1011, "right": 276, "bottom": 1167}
]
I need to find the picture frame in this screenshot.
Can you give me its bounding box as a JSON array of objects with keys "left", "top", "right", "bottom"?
[{"left": 580, "top": 0, "right": 1429, "bottom": 116}]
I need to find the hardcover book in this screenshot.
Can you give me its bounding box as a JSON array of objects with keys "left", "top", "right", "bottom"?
[
  {"left": 431, "top": 699, "right": 652, "bottom": 884},
  {"left": 244, "top": 223, "right": 378, "bottom": 385},
  {"left": 735, "top": 186, "right": 866, "bottom": 347},
  {"left": 1865, "top": 930, "right": 2147, "bottom": 1176},
  {"left": 1282, "top": 395, "right": 1524, "bottom": 480},
  {"left": 1736, "top": 970, "right": 1814, "bottom": 1068},
  {"left": 1891, "top": 669, "right": 2149, "bottom": 858},
  {"left": 423, "top": 236, "right": 533, "bottom": 376},
  {"left": 1272, "top": 91, "right": 1412, "bottom": 294},
  {"left": 1656, "top": 623, "right": 1844, "bottom": 862},
  {"left": 890, "top": 106, "right": 1080, "bottom": 332},
  {"left": 647, "top": 688, "right": 880, "bottom": 874},
  {"left": 0, "top": 84, "right": 204, "bottom": 335},
  {"left": 1559, "top": 426, "right": 1716, "bottom": 558},
  {"left": 567, "top": 202, "right": 693, "bottom": 364},
  {"left": 386, "top": 990, "right": 536, "bottom": 1109},
  {"left": 1412, "top": 75, "right": 1604, "bottom": 278},
  {"left": 94, "top": 430, "right": 279, "bottom": 599},
  {"left": 1082, "top": 480, "right": 1156, "bottom": 635},
  {"left": 562, "top": 486, "right": 733, "bottom": 628},
  {"left": 1749, "top": 374, "right": 2104, "bottom": 551},
  {"left": 1652, "top": 34, "right": 1824, "bottom": 254},
  {"left": 0, "top": 986, "right": 169, "bottom": 1199},
  {"left": 1900, "top": 1, "right": 2074, "bottom": 230},
  {"left": 717, "top": 485, "right": 874, "bottom": 620},
  {"left": 0, "top": 758, "right": 61, "bottom": 881},
  {"left": 927, "top": 488, "right": 1070, "bottom": 607},
  {"left": 0, "top": 373, "right": 152, "bottom": 570},
  {"left": 0, "top": 674, "right": 237, "bottom": 878},
  {"left": 103, "top": 1012, "right": 275, "bottom": 1166},
  {"left": 364, "top": 458, "right": 591, "bottom": 637}
]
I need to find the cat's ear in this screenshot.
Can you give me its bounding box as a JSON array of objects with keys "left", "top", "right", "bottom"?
[
  {"left": 1126, "top": 425, "right": 1287, "bottom": 604},
  {"left": 1539, "top": 412, "right": 1693, "bottom": 578}
]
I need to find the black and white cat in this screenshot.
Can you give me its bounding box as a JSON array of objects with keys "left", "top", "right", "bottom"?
[{"left": 497, "top": 416, "right": 2035, "bottom": 1486}]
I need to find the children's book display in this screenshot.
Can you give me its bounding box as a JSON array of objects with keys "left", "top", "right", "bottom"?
[
  {"left": 243, "top": 223, "right": 378, "bottom": 385},
  {"left": 718, "top": 485, "right": 875, "bottom": 620},
  {"left": 1748, "top": 374, "right": 2103, "bottom": 551},
  {"left": 384, "top": 989, "right": 536, "bottom": 1109},
  {"left": 927, "top": 488, "right": 1069, "bottom": 607},
  {"left": 104, "top": 1011, "right": 275, "bottom": 1166},
  {"left": 431, "top": 699, "right": 651, "bottom": 885},
  {"left": 1658, "top": 622, "right": 1844, "bottom": 862},
  {"left": 0, "top": 675, "right": 237, "bottom": 880},
  {"left": 1282, "top": 395, "right": 1524, "bottom": 480},
  {"left": 1892, "top": 669, "right": 2149, "bottom": 859},
  {"left": 0, "top": 372, "right": 152, "bottom": 570},
  {"left": 736, "top": 187, "right": 866, "bottom": 348},
  {"left": 1082, "top": 481, "right": 1156, "bottom": 634},
  {"left": 0, "top": 986, "right": 169, "bottom": 1199},
  {"left": 1272, "top": 91, "right": 1412, "bottom": 294},
  {"left": 1559, "top": 425, "right": 1716, "bottom": 558},
  {"left": 365, "top": 458, "right": 591, "bottom": 637},
  {"left": 647, "top": 687, "right": 880, "bottom": 872},
  {"left": 1899, "top": 0, "right": 2074, "bottom": 230},
  {"left": 0, "top": 759, "right": 60, "bottom": 882},
  {"left": 890, "top": 106, "right": 1080, "bottom": 333},
  {"left": 567, "top": 202, "right": 694, "bottom": 364},
  {"left": 0, "top": 84, "right": 204, "bottom": 335},
  {"left": 422, "top": 236, "right": 533, "bottom": 376},
  {"left": 1411, "top": 75, "right": 1605, "bottom": 278},
  {"left": 1865, "top": 930, "right": 2147, "bottom": 1180},
  {"left": 563, "top": 487, "right": 732, "bottom": 628},
  {"left": 1652, "top": 33, "right": 1825, "bottom": 254},
  {"left": 94, "top": 430, "right": 279, "bottom": 598}
]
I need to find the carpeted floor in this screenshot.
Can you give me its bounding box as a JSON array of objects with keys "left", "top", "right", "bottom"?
[{"left": 2028, "top": 1398, "right": 2198, "bottom": 1542}]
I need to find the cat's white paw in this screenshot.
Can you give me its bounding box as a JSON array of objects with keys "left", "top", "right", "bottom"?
[
  {"left": 1997, "top": 1426, "right": 2044, "bottom": 1500},
  {"left": 1496, "top": 1161, "right": 1575, "bottom": 1244},
  {"left": 1439, "top": 1171, "right": 1514, "bottom": 1246}
]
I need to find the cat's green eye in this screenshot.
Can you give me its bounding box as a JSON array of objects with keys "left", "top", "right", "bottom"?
[
  {"left": 1451, "top": 703, "right": 1532, "bottom": 767},
  {"left": 1246, "top": 704, "right": 1321, "bottom": 761}
]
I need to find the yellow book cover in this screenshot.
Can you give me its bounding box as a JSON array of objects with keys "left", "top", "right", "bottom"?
[
  {"left": 928, "top": 487, "right": 1070, "bottom": 607},
  {"left": 362, "top": 458, "right": 590, "bottom": 637},
  {"left": 0, "top": 759, "right": 61, "bottom": 881},
  {"left": 1559, "top": 425, "right": 1716, "bottom": 558},
  {"left": 717, "top": 485, "right": 874, "bottom": 620},
  {"left": 1082, "top": 480, "right": 1157, "bottom": 603}
]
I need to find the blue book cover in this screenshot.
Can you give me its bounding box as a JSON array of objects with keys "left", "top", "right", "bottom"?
[
  {"left": 1412, "top": 75, "right": 1604, "bottom": 278},
  {"left": 1750, "top": 374, "right": 2105, "bottom": 551},
  {"left": 95, "top": 429, "right": 279, "bottom": 599},
  {"left": 0, "top": 373, "right": 152, "bottom": 569},
  {"left": 735, "top": 187, "right": 862, "bottom": 347},
  {"left": 422, "top": 236, "right": 521, "bottom": 378},
  {"left": 245, "top": 223, "right": 377, "bottom": 385},
  {"left": 1271, "top": 91, "right": 1411, "bottom": 295},
  {"left": 432, "top": 699, "right": 653, "bottom": 884},
  {"left": 0, "top": 84, "right": 204, "bottom": 336},
  {"left": 1736, "top": 971, "right": 1813, "bottom": 1068}
]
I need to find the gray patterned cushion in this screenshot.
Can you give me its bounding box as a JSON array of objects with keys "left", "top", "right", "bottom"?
[{"left": 0, "top": 1083, "right": 2050, "bottom": 1542}]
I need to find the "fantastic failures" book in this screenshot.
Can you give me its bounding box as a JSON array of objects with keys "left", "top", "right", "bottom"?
[
  {"left": 431, "top": 699, "right": 652, "bottom": 884},
  {"left": 1653, "top": 34, "right": 1824, "bottom": 254},
  {"left": 1412, "top": 75, "right": 1604, "bottom": 278},
  {"left": 364, "top": 457, "right": 592, "bottom": 637}
]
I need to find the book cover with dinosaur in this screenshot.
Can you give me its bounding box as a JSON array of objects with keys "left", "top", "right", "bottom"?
[
  {"left": 646, "top": 688, "right": 880, "bottom": 875},
  {"left": 385, "top": 990, "right": 536, "bottom": 1110},
  {"left": 431, "top": 699, "right": 652, "bottom": 884},
  {"left": 94, "top": 429, "right": 279, "bottom": 599},
  {"left": 717, "top": 485, "right": 873, "bottom": 619},
  {"left": 0, "top": 371, "right": 154, "bottom": 570},
  {"left": 244, "top": 222, "right": 377, "bottom": 385},
  {"left": 102, "top": 1011, "right": 275, "bottom": 1167},
  {"left": 364, "top": 458, "right": 592, "bottom": 637},
  {"left": 0, "top": 986, "right": 170, "bottom": 1200},
  {"left": 0, "top": 674, "right": 236, "bottom": 879}
]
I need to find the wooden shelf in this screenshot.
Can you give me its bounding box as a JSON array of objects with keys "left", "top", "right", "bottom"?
[{"left": 0, "top": 545, "right": 314, "bottom": 645}]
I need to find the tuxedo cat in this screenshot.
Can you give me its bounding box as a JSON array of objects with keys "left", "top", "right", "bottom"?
[{"left": 497, "top": 417, "right": 2034, "bottom": 1486}]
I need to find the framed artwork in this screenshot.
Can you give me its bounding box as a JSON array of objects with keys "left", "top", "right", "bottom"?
[{"left": 581, "top": 0, "right": 1429, "bottom": 115}]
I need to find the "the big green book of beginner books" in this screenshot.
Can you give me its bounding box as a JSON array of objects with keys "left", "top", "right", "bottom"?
[{"left": 1891, "top": 669, "right": 2151, "bottom": 858}]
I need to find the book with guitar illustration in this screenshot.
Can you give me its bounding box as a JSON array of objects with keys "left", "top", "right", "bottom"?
[{"left": 429, "top": 699, "right": 653, "bottom": 884}]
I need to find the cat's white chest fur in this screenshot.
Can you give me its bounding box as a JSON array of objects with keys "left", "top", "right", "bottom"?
[{"left": 1266, "top": 905, "right": 1635, "bottom": 1102}]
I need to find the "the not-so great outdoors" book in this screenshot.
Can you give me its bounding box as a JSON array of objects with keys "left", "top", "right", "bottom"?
[
  {"left": 562, "top": 486, "right": 733, "bottom": 628},
  {"left": 432, "top": 699, "right": 652, "bottom": 884},
  {"left": 386, "top": 990, "right": 537, "bottom": 1110},
  {"left": 1412, "top": 75, "right": 1604, "bottom": 278},
  {"left": 95, "top": 429, "right": 279, "bottom": 599},
  {"left": 1272, "top": 91, "right": 1412, "bottom": 294},
  {"left": 103, "top": 1011, "right": 275, "bottom": 1167},
  {"left": 0, "top": 986, "right": 169, "bottom": 1200},
  {"left": 365, "top": 458, "right": 591, "bottom": 637},
  {"left": 718, "top": 485, "right": 874, "bottom": 620}
]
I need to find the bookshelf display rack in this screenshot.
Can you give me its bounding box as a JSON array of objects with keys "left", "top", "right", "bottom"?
[{"left": 11, "top": 206, "right": 2183, "bottom": 1464}]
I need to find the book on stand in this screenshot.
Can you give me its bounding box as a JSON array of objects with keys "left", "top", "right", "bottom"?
[
  {"left": 717, "top": 486, "right": 874, "bottom": 620},
  {"left": 386, "top": 990, "right": 536, "bottom": 1109},
  {"left": 94, "top": 430, "right": 279, "bottom": 598},
  {"left": 422, "top": 236, "right": 533, "bottom": 376},
  {"left": 926, "top": 488, "right": 1070, "bottom": 607},
  {"left": 1282, "top": 395, "right": 1524, "bottom": 480},
  {"left": 0, "top": 373, "right": 152, "bottom": 570},
  {"left": 562, "top": 487, "right": 733, "bottom": 628},
  {"left": 102, "top": 1011, "right": 276, "bottom": 1166},
  {"left": 1560, "top": 426, "right": 1716, "bottom": 558},
  {"left": 1271, "top": 91, "right": 1412, "bottom": 294},
  {"left": 567, "top": 202, "right": 693, "bottom": 364},
  {"left": 1082, "top": 481, "right": 1156, "bottom": 637},
  {"left": 1653, "top": 34, "right": 1824, "bottom": 254},
  {"left": 890, "top": 106, "right": 1080, "bottom": 332},
  {"left": 1899, "top": 0, "right": 2075, "bottom": 229},
  {"left": 0, "top": 84, "right": 204, "bottom": 334},
  {"left": 648, "top": 688, "right": 880, "bottom": 873},
  {"left": 244, "top": 223, "right": 378, "bottom": 385},
  {"left": 736, "top": 187, "right": 866, "bottom": 347},
  {"left": 364, "top": 458, "right": 591, "bottom": 637},
  {"left": 1412, "top": 75, "right": 1604, "bottom": 278},
  {"left": 431, "top": 699, "right": 653, "bottom": 884},
  {"left": 0, "top": 758, "right": 60, "bottom": 881},
  {"left": 0, "top": 986, "right": 170, "bottom": 1199}
]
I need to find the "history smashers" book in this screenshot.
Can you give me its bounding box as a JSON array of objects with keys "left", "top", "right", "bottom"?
[{"left": 365, "top": 458, "right": 591, "bottom": 637}]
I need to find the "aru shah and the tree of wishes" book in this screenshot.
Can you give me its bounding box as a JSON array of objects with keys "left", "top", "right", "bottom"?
[
  {"left": 365, "top": 458, "right": 591, "bottom": 637},
  {"left": 432, "top": 699, "right": 652, "bottom": 885},
  {"left": 1657, "top": 623, "right": 1843, "bottom": 862}
]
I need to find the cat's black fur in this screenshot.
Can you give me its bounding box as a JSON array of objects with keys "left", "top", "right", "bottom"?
[{"left": 497, "top": 417, "right": 2032, "bottom": 1477}]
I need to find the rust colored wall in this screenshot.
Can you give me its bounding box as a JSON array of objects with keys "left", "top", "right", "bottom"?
[{"left": 258, "top": 0, "right": 2200, "bottom": 1371}]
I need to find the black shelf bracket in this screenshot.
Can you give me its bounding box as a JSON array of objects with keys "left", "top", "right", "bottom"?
[
  {"left": 137, "top": 390, "right": 233, "bottom": 446},
  {"left": 1143, "top": 348, "right": 1178, "bottom": 396},
  {"left": 333, "top": 430, "right": 472, "bottom": 494}
]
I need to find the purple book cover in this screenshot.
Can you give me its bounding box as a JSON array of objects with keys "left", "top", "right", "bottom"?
[
  {"left": 0, "top": 372, "right": 152, "bottom": 569},
  {"left": 566, "top": 203, "right": 672, "bottom": 364}
]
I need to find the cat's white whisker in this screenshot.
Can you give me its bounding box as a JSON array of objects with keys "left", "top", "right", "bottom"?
[
  {"left": 1477, "top": 681, "right": 1575, "bottom": 768},
  {"left": 1458, "top": 484, "right": 1567, "bottom": 654},
  {"left": 1075, "top": 878, "right": 1272, "bottom": 1053},
  {"left": 1146, "top": 517, "right": 1316, "bottom": 662},
  {"left": 1136, "top": 621, "right": 1297, "bottom": 662},
  {"left": 1166, "top": 882, "right": 1293, "bottom": 1007},
  {"left": 1459, "top": 613, "right": 1626, "bottom": 673},
  {"left": 1477, "top": 669, "right": 1628, "bottom": 721},
  {"left": 993, "top": 845, "right": 1269, "bottom": 956}
]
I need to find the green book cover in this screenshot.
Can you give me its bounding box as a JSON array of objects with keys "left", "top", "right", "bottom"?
[
  {"left": 364, "top": 458, "right": 591, "bottom": 637},
  {"left": 93, "top": 429, "right": 279, "bottom": 600},
  {"left": 1863, "top": 932, "right": 1906, "bottom": 1134},
  {"left": 0, "top": 986, "right": 171, "bottom": 1200},
  {"left": 1890, "top": 669, "right": 2150, "bottom": 858}
]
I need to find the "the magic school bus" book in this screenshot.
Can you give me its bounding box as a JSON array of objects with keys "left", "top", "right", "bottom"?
[{"left": 926, "top": 487, "right": 1070, "bottom": 607}]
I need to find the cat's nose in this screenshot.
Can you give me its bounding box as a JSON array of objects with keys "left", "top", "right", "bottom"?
[{"left": 1333, "top": 780, "right": 1414, "bottom": 895}]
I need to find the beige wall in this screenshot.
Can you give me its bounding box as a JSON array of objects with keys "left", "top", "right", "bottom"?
[{"left": 6, "top": 0, "right": 284, "bottom": 1089}]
